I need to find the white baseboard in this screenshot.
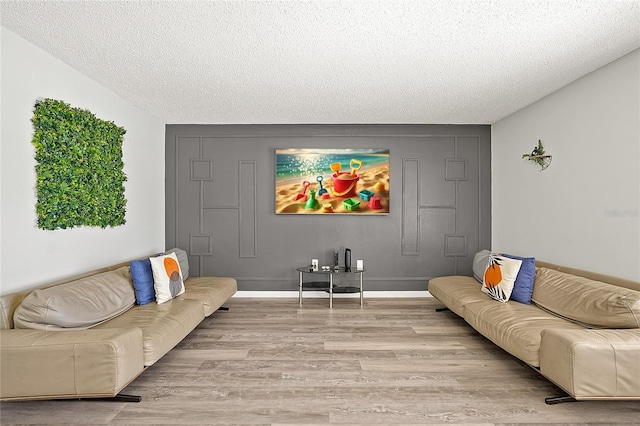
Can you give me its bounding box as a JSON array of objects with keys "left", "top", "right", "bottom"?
[{"left": 233, "top": 291, "right": 432, "bottom": 298}]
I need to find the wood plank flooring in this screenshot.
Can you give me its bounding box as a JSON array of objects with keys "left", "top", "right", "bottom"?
[{"left": 1, "top": 297, "right": 639, "bottom": 425}]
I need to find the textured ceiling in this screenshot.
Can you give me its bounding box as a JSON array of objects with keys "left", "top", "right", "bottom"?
[{"left": 1, "top": 1, "right": 639, "bottom": 124}]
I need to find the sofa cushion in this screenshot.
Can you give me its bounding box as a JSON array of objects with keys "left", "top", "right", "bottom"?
[
  {"left": 481, "top": 254, "right": 522, "bottom": 303},
  {"left": 94, "top": 297, "right": 204, "bottom": 366},
  {"left": 503, "top": 254, "right": 535, "bottom": 305},
  {"left": 130, "top": 258, "right": 156, "bottom": 305},
  {"left": 150, "top": 253, "right": 185, "bottom": 304},
  {"left": 182, "top": 276, "right": 238, "bottom": 316},
  {"left": 532, "top": 268, "right": 640, "bottom": 329},
  {"left": 428, "top": 276, "right": 488, "bottom": 317},
  {"left": 13, "top": 267, "right": 135, "bottom": 330},
  {"left": 463, "top": 299, "right": 585, "bottom": 367}
]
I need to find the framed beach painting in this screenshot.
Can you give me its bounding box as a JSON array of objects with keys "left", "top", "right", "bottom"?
[{"left": 275, "top": 148, "right": 390, "bottom": 215}]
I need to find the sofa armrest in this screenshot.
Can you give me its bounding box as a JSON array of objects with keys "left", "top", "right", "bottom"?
[
  {"left": 540, "top": 328, "right": 640, "bottom": 400},
  {"left": 0, "top": 327, "right": 144, "bottom": 401}
]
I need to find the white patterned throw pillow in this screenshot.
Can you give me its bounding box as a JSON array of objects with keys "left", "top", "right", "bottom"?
[
  {"left": 481, "top": 253, "right": 522, "bottom": 303},
  {"left": 150, "top": 252, "right": 185, "bottom": 304}
]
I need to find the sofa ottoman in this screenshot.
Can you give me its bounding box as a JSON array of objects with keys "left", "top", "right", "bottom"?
[{"left": 0, "top": 327, "right": 144, "bottom": 400}]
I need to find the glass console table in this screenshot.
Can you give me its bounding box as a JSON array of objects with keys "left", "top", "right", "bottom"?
[{"left": 296, "top": 266, "right": 365, "bottom": 308}]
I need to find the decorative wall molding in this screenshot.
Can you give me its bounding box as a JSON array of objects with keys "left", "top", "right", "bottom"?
[
  {"left": 166, "top": 126, "right": 491, "bottom": 291},
  {"left": 190, "top": 159, "right": 213, "bottom": 181},
  {"left": 189, "top": 234, "right": 212, "bottom": 256},
  {"left": 445, "top": 158, "right": 467, "bottom": 181},
  {"left": 445, "top": 234, "right": 467, "bottom": 257},
  {"left": 239, "top": 160, "right": 258, "bottom": 258},
  {"left": 402, "top": 158, "right": 420, "bottom": 255}
]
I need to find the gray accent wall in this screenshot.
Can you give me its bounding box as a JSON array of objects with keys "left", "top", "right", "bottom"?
[{"left": 165, "top": 125, "right": 491, "bottom": 291}]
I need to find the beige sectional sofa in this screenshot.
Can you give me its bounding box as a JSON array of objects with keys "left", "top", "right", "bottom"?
[
  {"left": 429, "top": 259, "right": 640, "bottom": 403},
  {"left": 0, "top": 250, "right": 237, "bottom": 402}
]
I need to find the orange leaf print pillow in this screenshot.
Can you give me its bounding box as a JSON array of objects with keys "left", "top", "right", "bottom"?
[
  {"left": 481, "top": 254, "right": 522, "bottom": 302},
  {"left": 149, "top": 252, "right": 185, "bottom": 304}
]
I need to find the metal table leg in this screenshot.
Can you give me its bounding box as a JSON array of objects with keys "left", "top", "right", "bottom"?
[
  {"left": 329, "top": 272, "right": 333, "bottom": 309},
  {"left": 359, "top": 271, "right": 364, "bottom": 306},
  {"left": 299, "top": 270, "right": 303, "bottom": 305}
]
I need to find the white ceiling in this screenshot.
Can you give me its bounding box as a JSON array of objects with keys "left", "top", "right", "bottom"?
[{"left": 2, "top": 1, "right": 639, "bottom": 124}]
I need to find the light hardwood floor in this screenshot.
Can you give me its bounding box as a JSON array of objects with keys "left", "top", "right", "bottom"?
[{"left": 1, "top": 297, "right": 638, "bottom": 425}]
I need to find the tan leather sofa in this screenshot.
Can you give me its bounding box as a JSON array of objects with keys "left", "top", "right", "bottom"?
[
  {"left": 428, "top": 260, "right": 640, "bottom": 403},
  {"left": 0, "top": 254, "right": 237, "bottom": 402}
]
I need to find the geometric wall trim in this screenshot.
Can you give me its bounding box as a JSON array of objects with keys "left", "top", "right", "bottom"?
[
  {"left": 190, "top": 159, "right": 213, "bottom": 181},
  {"left": 401, "top": 158, "right": 420, "bottom": 255},
  {"left": 444, "top": 234, "right": 467, "bottom": 257},
  {"left": 239, "top": 160, "right": 258, "bottom": 258},
  {"left": 445, "top": 158, "right": 467, "bottom": 181},
  {"left": 165, "top": 125, "right": 491, "bottom": 289},
  {"left": 190, "top": 234, "right": 212, "bottom": 256}
]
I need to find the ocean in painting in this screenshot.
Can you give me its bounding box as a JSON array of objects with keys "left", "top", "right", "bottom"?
[{"left": 276, "top": 148, "right": 389, "bottom": 184}]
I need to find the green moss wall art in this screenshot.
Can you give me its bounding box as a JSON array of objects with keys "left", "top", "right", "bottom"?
[{"left": 32, "top": 98, "right": 127, "bottom": 230}]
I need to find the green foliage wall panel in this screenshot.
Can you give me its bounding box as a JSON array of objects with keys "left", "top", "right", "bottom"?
[{"left": 32, "top": 98, "right": 127, "bottom": 230}]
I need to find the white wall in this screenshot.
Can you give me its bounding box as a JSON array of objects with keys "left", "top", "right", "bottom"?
[
  {"left": 0, "top": 27, "right": 166, "bottom": 293},
  {"left": 492, "top": 49, "right": 640, "bottom": 281}
]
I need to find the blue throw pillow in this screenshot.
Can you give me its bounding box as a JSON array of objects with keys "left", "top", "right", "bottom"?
[
  {"left": 130, "top": 258, "right": 156, "bottom": 305},
  {"left": 503, "top": 254, "right": 535, "bottom": 304}
]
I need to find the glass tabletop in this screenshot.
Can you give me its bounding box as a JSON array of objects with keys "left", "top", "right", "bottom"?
[{"left": 297, "top": 266, "right": 365, "bottom": 273}]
